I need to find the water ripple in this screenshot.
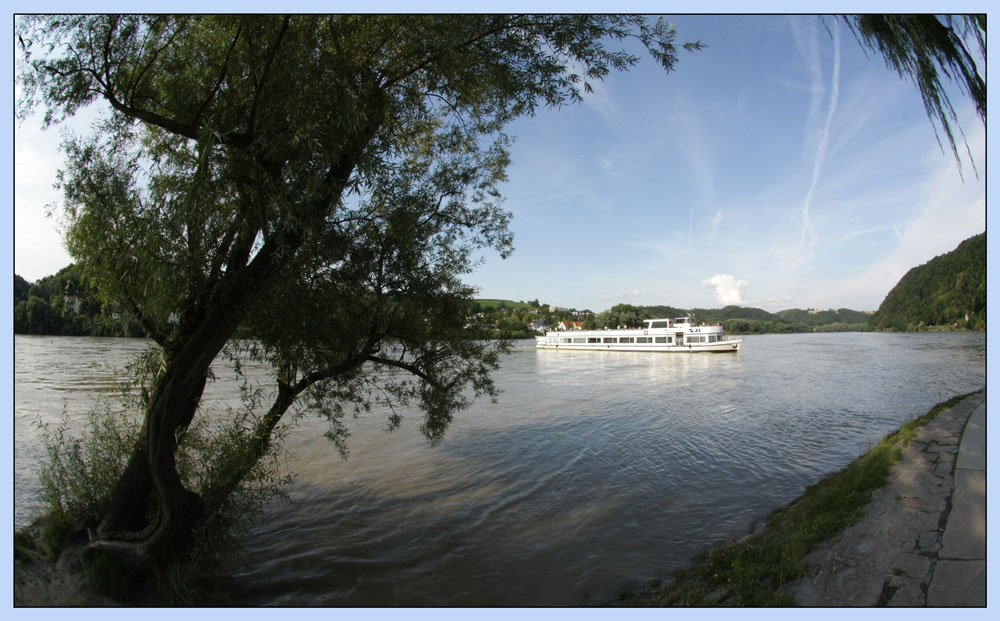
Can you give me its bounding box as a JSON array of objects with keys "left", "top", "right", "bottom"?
[{"left": 14, "top": 332, "right": 986, "bottom": 605}]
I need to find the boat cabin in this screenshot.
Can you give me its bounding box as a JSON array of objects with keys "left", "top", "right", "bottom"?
[
  {"left": 643, "top": 317, "right": 695, "bottom": 330},
  {"left": 535, "top": 315, "right": 742, "bottom": 352}
]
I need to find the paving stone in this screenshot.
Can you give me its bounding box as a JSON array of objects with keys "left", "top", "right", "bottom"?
[
  {"left": 887, "top": 580, "right": 926, "bottom": 606},
  {"left": 926, "top": 560, "right": 986, "bottom": 606},
  {"left": 935, "top": 452, "right": 956, "bottom": 464},
  {"left": 940, "top": 469, "right": 986, "bottom": 560},
  {"left": 917, "top": 530, "right": 939, "bottom": 550},
  {"left": 785, "top": 392, "right": 985, "bottom": 607},
  {"left": 933, "top": 462, "right": 954, "bottom": 476},
  {"left": 819, "top": 565, "right": 884, "bottom": 606},
  {"left": 890, "top": 551, "right": 932, "bottom": 578}
]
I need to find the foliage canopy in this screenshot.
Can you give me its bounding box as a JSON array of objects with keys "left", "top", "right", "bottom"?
[
  {"left": 16, "top": 14, "right": 698, "bottom": 571},
  {"left": 845, "top": 15, "right": 985, "bottom": 170}
]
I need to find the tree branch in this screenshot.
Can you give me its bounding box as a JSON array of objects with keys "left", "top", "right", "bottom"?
[
  {"left": 248, "top": 15, "right": 290, "bottom": 137},
  {"left": 194, "top": 20, "right": 243, "bottom": 127}
]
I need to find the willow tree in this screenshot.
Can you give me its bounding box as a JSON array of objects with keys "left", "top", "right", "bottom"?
[
  {"left": 17, "top": 15, "right": 698, "bottom": 569},
  {"left": 845, "top": 15, "right": 985, "bottom": 169}
]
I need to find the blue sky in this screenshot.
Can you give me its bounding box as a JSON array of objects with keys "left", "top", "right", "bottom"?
[
  {"left": 470, "top": 14, "right": 986, "bottom": 312},
  {"left": 12, "top": 11, "right": 987, "bottom": 314}
]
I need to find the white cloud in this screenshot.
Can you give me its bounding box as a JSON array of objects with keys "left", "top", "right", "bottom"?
[{"left": 701, "top": 274, "right": 749, "bottom": 306}]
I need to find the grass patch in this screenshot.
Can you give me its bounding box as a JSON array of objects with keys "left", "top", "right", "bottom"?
[
  {"left": 40, "top": 508, "right": 76, "bottom": 562},
  {"left": 14, "top": 528, "right": 39, "bottom": 565},
  {"left": 84, "top": 552, "right": 142, "bottom": 602},
  {"left": 619, "top": 391, "right": 980, "bottom": 606}
]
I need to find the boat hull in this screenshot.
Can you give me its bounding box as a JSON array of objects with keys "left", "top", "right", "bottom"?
[
  {"left": 534, "top": 317, "right": 742, "bottom": 353},
  {"left": 534, "top": 339, "right": 743, "bottom": 353}
]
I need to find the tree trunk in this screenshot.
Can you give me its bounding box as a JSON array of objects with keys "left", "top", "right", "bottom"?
[
  {"left": 96, "top": 433, "right": 151, "bottom": 534},
  {"left": 97, "top": 366, "right": 209, "bottom": 534},
  {"left": 90, "top": 103, "right": 385, "bottom": 568},
  {"left": 91, "top": 240, "right": 295, "bottom": 565}
]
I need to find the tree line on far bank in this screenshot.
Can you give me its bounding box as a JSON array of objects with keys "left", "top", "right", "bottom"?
[
  {"left": 14, "top": 264, "right": 144, "bottom": 336},
  {"left": 477, "top": 302, "right": 874, "bottom": 339},
  {"left": 17, "top": 231, "right": 984, "bottom": 339},
  {"left": 482, "top": 232, "right": 985, "bottom": 337}
]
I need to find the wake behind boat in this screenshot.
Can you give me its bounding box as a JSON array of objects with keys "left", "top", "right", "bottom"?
[{"left": 535, "top": 317, "right": 744, "bottom": 353}]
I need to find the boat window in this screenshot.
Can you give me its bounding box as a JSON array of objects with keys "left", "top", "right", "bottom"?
[
  {"left": 573, "top": 338, "right": 586, "bottom": 343},
  {"left": 650, "top": 320, "right": 671, "bottom": 329},
  {"left": 688, "top": 336, "right": 706, "bottom": 343},
  {"left": 636, "top": 337, "right": 651, "bottom": 343},
  {"left": 588, "top": 337, "right": 601, "bottom": 343},
  {"left": 620, "top": 337, "right": 634, "bottom": 344},
  {"left": 603, "top": 337, "right": 617, "bottom": 343},
  {"left": 708, "top": 335, "right": 717, "bottom": 342},
  {"left": 655, "top": 336, "right": 667, "bottom": 343},
  {"left": 560, "top": 338, "right": 571, "bottom": 343}
]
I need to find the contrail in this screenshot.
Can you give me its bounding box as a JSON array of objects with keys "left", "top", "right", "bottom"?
[
  {"left": 800, "top": 19, "right": 841, "bottom": 251},
  {"left": 688, "top": 204, "right": 693, "bottom": 246}
]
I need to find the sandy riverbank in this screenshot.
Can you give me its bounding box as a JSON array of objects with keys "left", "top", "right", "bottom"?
[{"left": 14, "top": 523, "right": 125, "bottom": 607}]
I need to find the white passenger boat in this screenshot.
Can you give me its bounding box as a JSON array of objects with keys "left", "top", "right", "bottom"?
[{"left": 535, "top": 317, "right": 744, "bottom": 352}]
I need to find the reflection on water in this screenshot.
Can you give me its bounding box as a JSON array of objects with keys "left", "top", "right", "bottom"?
[{"left": 14, "top": 332, "right": 985, "bottom": 605}]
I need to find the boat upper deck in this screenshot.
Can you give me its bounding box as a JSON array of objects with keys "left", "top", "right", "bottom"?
[{"left": 542, "top": 317, "right": 723, "bottom": 337}]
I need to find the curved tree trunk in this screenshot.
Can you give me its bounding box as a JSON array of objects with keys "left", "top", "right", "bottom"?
[
  {"left": 89, "top": 105, "right": 385, "bottom": 569},
  {"left": 97, "top": 431, "right": 152, "bottom": 534},
  {"left": 90, "top": 236, "right": 301, "bottom": 567},
  {"left": 89, "top": 354, "right": 212, "bottom": 565},
  {"left": 97, "top": 369, "right": 209, "bottom": 535}
]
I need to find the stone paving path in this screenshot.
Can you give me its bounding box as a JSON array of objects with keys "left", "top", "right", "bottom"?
[{"left": 784, "top": 390, "right": 986, "bottom": 606}]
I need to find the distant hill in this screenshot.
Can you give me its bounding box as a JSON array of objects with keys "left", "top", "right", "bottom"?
[
  {"left": 775, "top": 308, "right": 871, "bottom": 326},
  {"left": 868, "top": 232, "right": 985, "bottom": 331},
  {"left": 695, "top": 305, "right": 780, "bottom": 323},
  {"left": 590, "top": 303, "right": 868, "bottom": 334},
  {"left": 472, "top": 299, "right": 535, "bottom": 311},
  {"left": 632, "top": 304, "right": 779, "bottom": 323}
]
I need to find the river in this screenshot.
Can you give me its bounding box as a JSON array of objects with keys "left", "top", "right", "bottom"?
[{"left": 13, "top": 331, "right": 986, "bottom": 605}]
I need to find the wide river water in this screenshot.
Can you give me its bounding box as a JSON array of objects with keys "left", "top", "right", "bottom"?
[{"left": 13, "top": 332, "right": 986, "bottom": 605}]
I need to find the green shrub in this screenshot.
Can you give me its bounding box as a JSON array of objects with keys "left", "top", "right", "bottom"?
[
  {"left": 36, "top": 402, "right": 140, "bottom": 530},
  {"left": 32, "top": 349, "right": 292, "bottom": 601}
]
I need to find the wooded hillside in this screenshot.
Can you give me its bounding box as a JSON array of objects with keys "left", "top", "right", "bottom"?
[{"left": 868, "top": 232, "right": 985, "bottom": 331}]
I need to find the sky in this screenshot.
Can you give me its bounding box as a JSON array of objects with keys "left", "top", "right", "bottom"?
[
  {"left": 11, "top": 10, "right": 988, "bottom": 315},
  {"left": 468, "top": 14, "right": 986, "bottom": 313}
]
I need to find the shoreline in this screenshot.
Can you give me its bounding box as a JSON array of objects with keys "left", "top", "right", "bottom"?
[
  {"left": 616, "top": 389, "right": 985, "bottom": 606},
  {"left": 15, "top": 389, "right": 986, "bottom": 607}
]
